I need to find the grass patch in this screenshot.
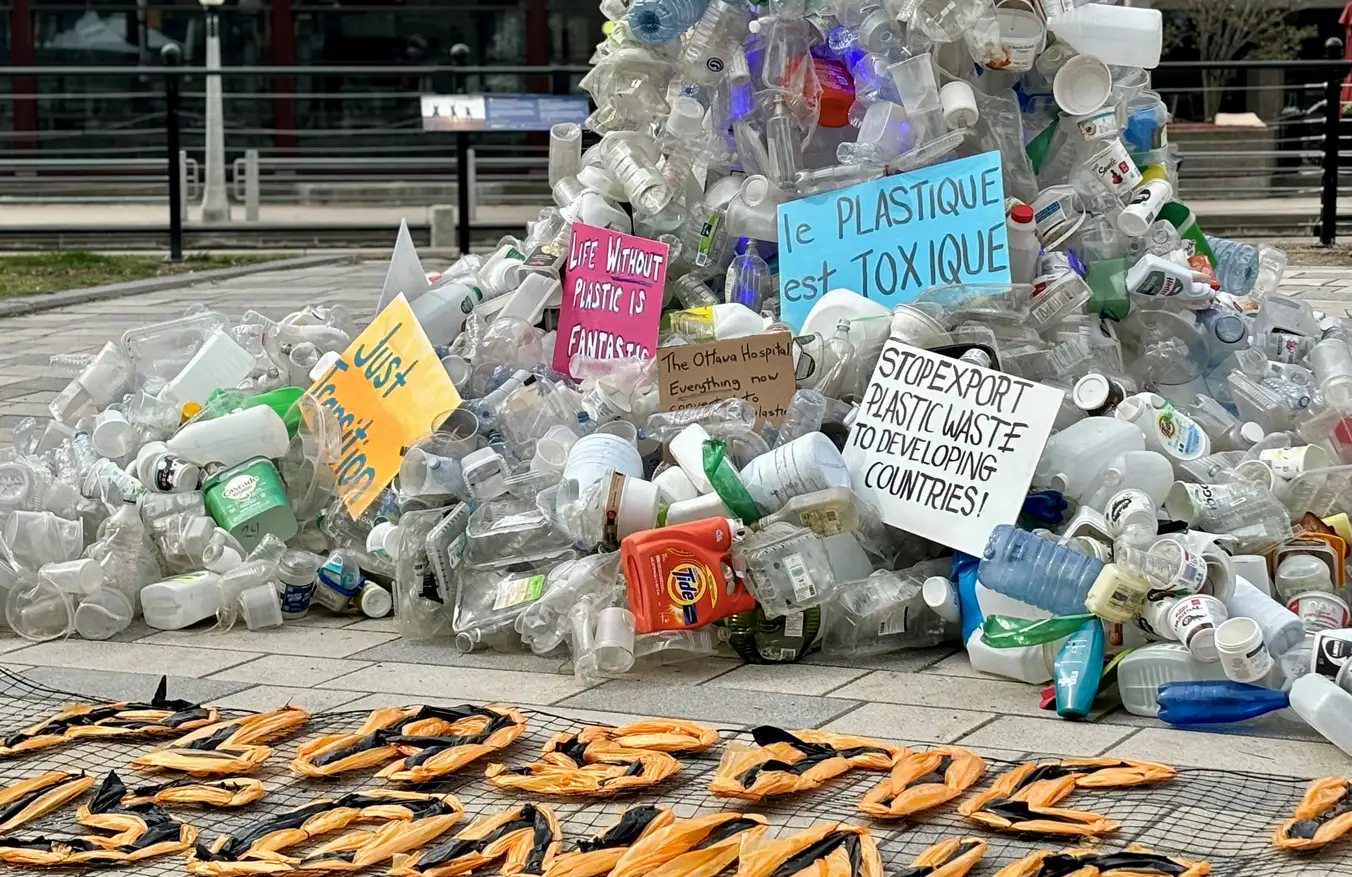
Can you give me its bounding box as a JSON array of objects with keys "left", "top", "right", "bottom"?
[{"left": 0, "top": 252, "right": 287, "bottom": 299}]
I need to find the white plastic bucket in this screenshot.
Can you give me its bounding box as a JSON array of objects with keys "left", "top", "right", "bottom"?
[{"left": 994, "top": 0, "right": 1045, "bottom": 73}]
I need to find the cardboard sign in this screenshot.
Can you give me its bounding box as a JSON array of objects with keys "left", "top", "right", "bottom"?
[
  {"left": 777, "top": 150, "right": 1010, "bottom": 330},
  {"left": 843, "top": 340, "right": 1062, "bottom": 556},
  {"left": 308, "top": 294, "right": 463, "bottom": 515},
  {"left": 553, "top": 222, "right": 667, "bottom": 379},
  {"left": 657, "top": 332, "right": 796, "bottom": 427}
]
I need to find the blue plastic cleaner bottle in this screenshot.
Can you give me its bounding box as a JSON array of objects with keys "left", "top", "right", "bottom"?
[
  {"left": 978, "top": 525, "right": 1105, "bottom": 617},
  {"left": 1054, "top": 619, "right": 1104, "bottom": 720},
  {"left": 1157, "top": 681, "right": 1289, "bottom": 725},
  {"left": 627, "top": 0, "right": 709, "bottom": 44}
]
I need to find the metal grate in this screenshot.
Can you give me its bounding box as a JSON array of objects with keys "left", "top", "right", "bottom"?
[{"left": 0, "top": 668, "right": 1346, "bottom": 876}]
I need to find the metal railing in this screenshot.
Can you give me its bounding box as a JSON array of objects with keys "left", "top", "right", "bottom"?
[{"left": 4, "top": 52, "right": 1352, "bottom": 251}]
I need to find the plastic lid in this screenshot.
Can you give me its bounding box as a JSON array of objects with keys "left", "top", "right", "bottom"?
[
  {"left": 1239, "top": 421, "right": 1266, "bottom": 444},
  {"left": 73, "top": 589, "right": 133, "bottom": 641},
  {"left": 1214, "top": 616, "right": 1262, "bottom": 653},
  {"left": 359, "top": 582, "right": 393, "bottom": 618},
  {"left": 1010, "top": 204, "right": 1034, "bottom": 225},
  {"left": 180, "top": 402, "right": 202, "bottom": 422},
  {"left": 1187, "top": 627, "right": 1219, "bottom": 662},
  {"left": 1072, "top": 373, "right": 1110, "bottom": 411}
]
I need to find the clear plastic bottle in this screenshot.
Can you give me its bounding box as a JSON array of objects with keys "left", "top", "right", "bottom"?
[
  {"left": 724, "top": 240, "right": 770, "bottom": 310},
  {"left": 764, "top": 94, "right": 803, "bottom": 188},
  {"left": 774, "top": 389, "right": 829, "bottom": 448},
  {"left": 979, "top": 525, "right": 1106, "bottom": 617},
  {"left": 628, "top": 0, "right": 709, "bottom": 43},
  {"left": 548, "top": 123, "right": 583, "bottom": 187},
  {"left": 822, "top": 569, "right": 947, "bottom": 657},
  {"left": 1205, "top": 235, "right": 1258, "bottom": 295}
]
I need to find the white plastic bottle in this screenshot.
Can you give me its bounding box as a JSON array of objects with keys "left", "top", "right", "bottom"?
[
  {"left": 167, "top": 406, "right": 290, "bottom": 468},
  {"left": 966, "top": 630, "right": 1054, "bottom": 684},
  {"left": 410, "top": 282, "right": 482, "bottom": 346},
  {"left": 1290, "top": 673, "right": 1352, "bottom": 757},
  {"left": 140, "top": 570, "right": 223, "bottom": 630},
  {"left": 1034, "top": 416, "right": 1145, "bottom": 499},
  {"left": 1223, "top": 575, "right": 1306, "bottom": 658},
  {"left": 1114, "top": 393, "right": 1211, "bottom": 465},
  {"left": 1126, "top": 254, "right": 1198, "bottom": 298},
  {"left": 1007, "top": 204, "right": 1040, "bottom": 285}
]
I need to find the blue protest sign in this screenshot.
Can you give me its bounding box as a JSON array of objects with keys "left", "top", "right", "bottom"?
[{"left": 776, "top": 150, "right": 1010, "bottom": 331}]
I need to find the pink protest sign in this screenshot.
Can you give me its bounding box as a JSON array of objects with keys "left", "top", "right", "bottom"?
[{"left": 553, "top": 222, "right": 667, "bottom": 379}]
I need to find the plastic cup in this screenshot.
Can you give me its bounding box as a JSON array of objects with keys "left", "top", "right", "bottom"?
[
  {"left": 1053, "top": 54, "right": 1112, "bottom": 116},
  {"left": 6, "top": 577, "right": 73, "bottom": 642},
  {"left": 5, "top": 511, "right": 83, "bottom": 568},
  {"left": 1260, "top": 444, "right": 1330, "bottom": 478},
  {"left": 1103, "top": 488, "right": 1156, "bottom": 537},
  {"left": 1087, "top": 139, "right": 1143, "bottom": 198},
  {"left": 73, "top": 589, "right": 133, "bottom": 641},
  {"left": 596, "top": 419, "right": 639, "bottom": 448},
  {"left": 1168, "top": 594, "right": 1228, "bottom": 662},
  {"left": 436, "top": 409, "right": 481, "bottom": 460},
  {"left": 1073, "top": 105, "right": 1120, "bottom": 141},
  {"left": 39, "top": 559, "right": 105, "bottom": 597},
  {"left": 239, "top": 584, "right": 285, "bottom": 630},
  {"left": 91, "top": 409, "right": 136, "bottom": 459},
  {"left": 1288, "top": 591, "right": 1351, "bottom": 633},
  {"left": 593, "top": 606, "right": 636, "bottom": 674}
]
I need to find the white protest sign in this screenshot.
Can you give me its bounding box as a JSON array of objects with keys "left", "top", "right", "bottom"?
[{"left": 843, "top": 340, "right": 1064, "bottom": 556}]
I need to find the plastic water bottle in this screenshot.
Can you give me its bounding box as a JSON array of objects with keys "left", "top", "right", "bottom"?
[
  {"left": 978, "top": 525, "right": 1105, "bottom": 617},
  {"left": 627, "top": 0, "right": 708, "bottom": 44},
  {"left": 1205, "top": 235, "right": 1258, "bottom": 295},
  {"left": 1157, "top": 680, "right": 1288, "bottom": 725}
]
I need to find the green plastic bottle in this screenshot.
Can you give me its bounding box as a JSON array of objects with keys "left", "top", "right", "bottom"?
[
  {"left": 725, "top": 606, "right": 821, "bottom": 664},
  {"left": 197, "top": 386, "right": 306, "bottom": 436}
]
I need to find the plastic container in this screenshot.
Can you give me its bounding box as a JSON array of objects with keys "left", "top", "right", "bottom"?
[
  {"left": 275, "top": 549, "right": 320, "bottom": 620},
  {"left": 1054, "top": 619, "right": 1105, "bottom": 719},
  {"left": 1035, "top": 416, "right": 1145, "bottom": 499},
  {"left": 1047, "top": 5, "right": 1163, "bottom": 68},
  {"left": 358, "top": 582, "right": 393, "bottom": 618},
  {"left": 979, "top": 525, "right": 1105, "bottom": 617},
  {"left": 1007, "top": 204, "right": 1040, "bottom": 286},
  {"left": 1288, "top": 591, "right": 1351, "bottom": 633},
  {"left": 1168, "top": 594, "right": 1227, "bottom": 662},
  {"left": 1214, "top": 616, "right": 1275, "bottom": 684},
  {"left": 1117, "top": 643, "right": 1228, "bottom": 717},
  {"left": 238, "top": 584, "right": 284, "bottom": 630},
  {"left": 203, "top": 457, "right": 298, "bottom": 552},
  {"left": 1158, "top": 680, "right": 1289, "bottom": 725},
  {"left": 1118, "top": 180, "right": 1174, "bottom": 236},
  {"left": 168, "top": 405, "right": 289, "bottom": 468},
  {"left": 738, "top": 432, "right": 852, "bottom": 515},
  {"left": 1291, "top": 673, "right": 1352, "bottom": 756},
  {"left": 966, "top": 630, "right": 1054, "bottom": 684},
  {"left": 159, "top": 329, "right": 255, "bottom": 408},
  {"left": 621, "top": 516, "right": 755, "bottom": 633},
  {"left": 1275, "top": 554, "right": 1334, "bottom": 601},
  {"left": 141, "top": 570, "right": 223, "bottom": 630},
  {"left": 1115, "top": 393, "right": 1210, "bottom": 464},
  {"left": 72, "top": 588, "right": 134, "bottom": 641}
]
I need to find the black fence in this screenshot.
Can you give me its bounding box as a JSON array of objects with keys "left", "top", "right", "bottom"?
[{"left": 3, "top": 46, "right": 1352, "bottom": 256}]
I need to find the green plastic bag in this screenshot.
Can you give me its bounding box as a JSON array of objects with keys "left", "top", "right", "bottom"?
[
  {"left": 981, "top": 613, "right": 1097, "bottom": 648},
  {"left": 702, "top": 438, "right": 761, "bottom": 524}
]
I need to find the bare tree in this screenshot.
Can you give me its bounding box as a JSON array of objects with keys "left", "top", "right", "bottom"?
[{"left": 1164, "top": 0, "right": 1315, "bottom": 121}]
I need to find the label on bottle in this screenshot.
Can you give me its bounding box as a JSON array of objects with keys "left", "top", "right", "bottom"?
[
  {"left": 783, "top": 553, "right": 816, "bottom": 603},
  {"left": 493, "top": 574, "right": 545, "bottom": 611},
  {"left": 601, "top": 472, "right": 626, "bottom": 551},
  {"left": 1154, "top": 408, "right": 1206, "bottom": 458},
  {"left": 152, "top": 456, "right": 196, "bottom": 492},
  {"left": 1137, "top": 270, "right": 1184, "bottom": 297},
  {"left": 695, "top": 214, "right": 722, "bottom": 267},
  {"left": 799, "top": 506, "right": 844, "bottom": 537},
  {"left": 277, "top": 579, "right": 314, "bottom": 616},
  {"left": 1268, "top": 331, "right": 1308, "bottom": 364},
  {"left": 760, "top": 646, "right": 800, "bottom": 662},
  {"left": 783, "top": 612, "right": 805, "bottom": 638},
  {"left": 879, "top": 608, "right": 909, "bottom": 637}
]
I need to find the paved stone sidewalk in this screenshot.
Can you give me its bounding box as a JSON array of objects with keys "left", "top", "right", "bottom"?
[{"left": 0, "top": 260, "right": 1348, "bottom": 779}]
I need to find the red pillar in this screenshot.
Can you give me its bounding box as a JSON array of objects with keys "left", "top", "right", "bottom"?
[
  {"left": 11, "top": 0, "right": 36, "bottom": 151},
  {"left": 269, "top": 0, "right": 295, "bottom": 152}
]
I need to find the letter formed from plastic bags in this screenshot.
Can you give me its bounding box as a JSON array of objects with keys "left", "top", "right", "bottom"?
[
  {"left": 377, "top": 705, "right": 528, "bottom": 784},
  {"left": 858, "top": 746, "right": 987, "bottom": 819},
  {"left": 991, "top": 845, "right": 1210, "bottom": 877},
  {"left": 120, "top": 777, "right": 265, "bottom": 809},
  {"left": 391, "top": 803, "right": 561, "bottom": 877},
  {"left": 1274, "top": 776, "right": 1352, "bottom": 852},
  {"left": 0, "top": 772, "right": 96, "bottom": 835},
  {"left": 709, "top": 725, "right": 901, "bottom": 800},
  {"left": 0, "top": 677, "right": 218, "bottom": 759},
  {"left": 959, "top": 758, "right": 1176, "bottom": 837},
  {"left": 735, "top": 823, "right": 884, "bottom": 877},
  {"left": 0, "top": 771, "right": 197, "bottom": 867},
  {"left": 188, "top": 789, "right": 464, "bottom": 876},
  {"left": 608, "top": 812, "right": 768, "bottom": 877},
  {"left": 130, "top": 706, "right": 311, "bottom": 777},
  {"left": 485, "top": 733, "right": 679, "bottom": 797},
  {"left": 541, "top": 805, "right": 674, "bottom": 877},
  {"left": 889, "top": 838, "right": 988, "bottom": 877}
]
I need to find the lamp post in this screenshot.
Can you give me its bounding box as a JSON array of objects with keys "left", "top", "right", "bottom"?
[{"left": 199, "top": 0, "right": 230, "bottom": 222}]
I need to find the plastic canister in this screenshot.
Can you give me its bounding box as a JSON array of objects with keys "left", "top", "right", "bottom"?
[
  {"left": 358, "top": 582, "right": 393, "bottom": 618},
  {"left": 134, "top": 442, "right": 200, "bottom": 494},
  {"left": 140, "top": 570, "right": 223, "bottom": 630},
  {"left": 275, "top": 549, "right": 320, "bottom": 620},
  {"left": 738, "top": 432, "right": 851, "bottom": 515},
  {"left": 597, "top": 473, "right": 660, "bottom": 549},
  {"left": 1223, "top": 575, "right": 1305, "bottom": 658},
  {"left": 203, "top": 457, "right": 298, "bottom": 552},
  {"left": 620, "top": 516, "right": 756, "bottom": 633},
  {"left": 563, "top": 432, "right": 645, "bottom": 492},
  {"left": 1214, "top": 616, "right": 1275, "bottom": 684},
  {"left": 1167, "top": 594, "right": 1228, "bottom": 661}
]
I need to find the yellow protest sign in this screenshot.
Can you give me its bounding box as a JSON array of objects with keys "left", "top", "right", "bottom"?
[{"left": 307, "top": 294, "right": 462, "bottom": 515}]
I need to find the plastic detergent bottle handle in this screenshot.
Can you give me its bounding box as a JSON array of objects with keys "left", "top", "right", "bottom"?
[
  {"left": 1156, "top": 681, "right": 1289, "bottom": 726},
  {"left": 952, "top": 552, "right": 982, "bottom": 643}
]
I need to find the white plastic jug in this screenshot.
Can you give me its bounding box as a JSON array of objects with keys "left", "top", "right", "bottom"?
[
  {"left": 966, "top": 630, "right": 1053, "bottom": 684},
  {"left": 1081, "top": 450, "right": 1174, "bottom": 510},
  {"left": 1117, "top": 642, "right": 1227, "bottom": 717},
  {"left": 1034, "top": 417, "right": 1145, "bottom": 500},
  {"left": 167, "top": 406, "right": 289, "bottom": 468},
  {"left": 141, "top": 570, "right": 223, "bottom": 630},
  {"left": 1046, "top": 5, "right": 1163, "bottom": 69},
  {"left": 1291, "top": 673, "right": 1352, "bottom": 757}
]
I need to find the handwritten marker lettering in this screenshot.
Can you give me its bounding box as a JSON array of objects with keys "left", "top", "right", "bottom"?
[{"left": 777, "top": 151, "right": 1011, "bottom": 331}]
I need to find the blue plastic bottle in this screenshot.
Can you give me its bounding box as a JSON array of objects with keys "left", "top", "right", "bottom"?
[
  {"left": 978, "top": 525, "right": 1104, "bottom": 617},
  {"left": 628, "top": 0, "right": 709, "bottom": 44},
  {"left": 1157, "top": 681, "right": 1289, "bottom": 726},
  {"left": 1054, "top": 619, "right": 1104, "bottom": 720}
]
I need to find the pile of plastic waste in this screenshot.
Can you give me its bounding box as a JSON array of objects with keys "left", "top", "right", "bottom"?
[{"left": 4, "top": 0, "right": 1352, "bottom": 758}]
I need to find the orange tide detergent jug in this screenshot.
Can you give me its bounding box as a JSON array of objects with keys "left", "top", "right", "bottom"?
[{"left": 621, "top": 516, "right": 756, "bottom": 633}]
